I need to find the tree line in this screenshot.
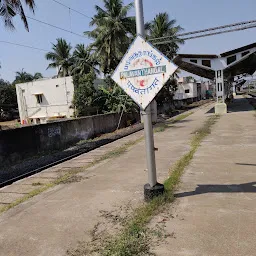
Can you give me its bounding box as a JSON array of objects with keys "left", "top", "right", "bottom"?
[{"left": 0, "top": 0, "right": 184, "bottom": 118}]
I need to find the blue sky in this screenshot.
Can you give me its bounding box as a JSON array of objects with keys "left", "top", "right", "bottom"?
[{"left": 0, "top": 0, "right": 256, "bottom": 81}]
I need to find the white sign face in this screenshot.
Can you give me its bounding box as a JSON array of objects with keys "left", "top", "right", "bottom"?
[{"left": 112, "top": 35, "right": 178, "bottom": 110}]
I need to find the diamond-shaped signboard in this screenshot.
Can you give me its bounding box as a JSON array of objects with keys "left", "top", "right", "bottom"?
[{"left": 112, "top": 35, "right": 178, "bottom": 110}]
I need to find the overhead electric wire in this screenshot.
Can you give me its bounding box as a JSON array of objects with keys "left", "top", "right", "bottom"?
[
  {"left": 149, "top": 19, "right": 256, "bottom": 44},
  {"left": 153, "top": 24, "right": 256, "bottom": 45},
  {"left": 26, "top": 16, "right": 91, "bottom": 40},
  {"left": 51, "top": 0, "right": 92, "bottom": 19},
  {"left": 0, "top": 40, "right": 48, "bottom": 52},
  {"left": 181, "top": 23, "right": 256, "bottom": 41},
  {"left": 1, "top": 19, "right": 256, "bottom": 52}
]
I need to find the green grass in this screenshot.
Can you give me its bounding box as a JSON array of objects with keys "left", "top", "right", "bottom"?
[
  {"left": 154, "top": 112, "right": 193, "bottom": 133},
  {"left": 32, "top": 182, "right": 43, "bottom": 186},
  {"left": 0, "top": 138, "right": 144, "bottom": 215},
  {"left": 154, "top": 124, "right": 168, "bottom": 133},
  {"left": 100, "top": 115, "right": 220, "bottom": 256},
  {"left": 171, "top": 111, "right": 193, "bottom": 123},
  {"left": 0, "top": 183, "right": 55, "bottom": 214}
]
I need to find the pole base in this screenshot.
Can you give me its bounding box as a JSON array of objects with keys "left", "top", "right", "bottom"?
[
  {"left": 215, "top": 103, "right": 227, "bottom": 114},
  {"left": 144, "top": 183, "right": 164, "bottom": 201}
]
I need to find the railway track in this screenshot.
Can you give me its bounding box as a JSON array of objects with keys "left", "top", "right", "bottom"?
[
  {"left": 0, "top": 100, "right": 212, "bottom": 189},
  {"left": 0, "top": 124, "right": 144, "bottom": 188}
]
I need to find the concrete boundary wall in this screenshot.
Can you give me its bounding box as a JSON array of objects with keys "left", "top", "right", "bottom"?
[{"left": 0, "top": 112, "right": 139, "bottom": 167}]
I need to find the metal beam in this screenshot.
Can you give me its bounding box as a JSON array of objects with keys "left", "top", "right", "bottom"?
[{"left": 149, "top": 20, "right": 256, "bottom": 44}]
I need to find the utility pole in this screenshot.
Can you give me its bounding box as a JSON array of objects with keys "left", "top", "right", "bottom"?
[{"left": 134, "top": 0, "right": 164, "bottom": 201}]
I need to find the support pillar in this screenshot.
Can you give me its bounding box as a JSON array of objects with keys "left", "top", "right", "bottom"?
[
  {"left": 233, "top": 83, "right": 236, "bottom": 97},
  {"left": 215, "top": 70, "right": 227, "bottom": 114}
]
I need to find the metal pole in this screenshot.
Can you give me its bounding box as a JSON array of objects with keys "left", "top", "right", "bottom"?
[{"left": 135, "top": 0, "right": 157, "bottom": 187}]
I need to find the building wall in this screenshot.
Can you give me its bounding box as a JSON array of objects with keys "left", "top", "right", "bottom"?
[
  {"left": 0, "top": 112, "right": 139, "bottom": 167},
  {"left": 16, "top": 77, "right": 74, "bottom": 124},
  {"left": 174, "top": 79, "right": 198, "bottom": 100},
  {"left": 200, "top": 82, "right": 208, "bottom": 98}
]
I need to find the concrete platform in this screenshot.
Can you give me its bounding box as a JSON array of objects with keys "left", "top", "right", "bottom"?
[
  {"left": 215, "top": 102, "right": 227, "bottom": 114},
  {"left": 0, "top": 103, "right": 214, "bottom": 256},
  {"left": 152, "top": 96, "right": 256, "bottom": 256}
]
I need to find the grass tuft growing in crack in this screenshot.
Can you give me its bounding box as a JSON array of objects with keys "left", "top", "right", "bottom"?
[
  {"left": 172, "top": 112, "right": 193, "bottom": 123},
  {"left": 100, "top": 115, "right": 220, "bottom": 256},
  {"left": 154, "top": 112, "right": 193, "bottom": 133}
]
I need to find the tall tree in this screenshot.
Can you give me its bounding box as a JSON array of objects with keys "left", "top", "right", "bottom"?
[
  {"left": 96, "top": 77, "right": 138, "bottom": 114},
  {"left": 0, "top": 78, "right": 10, "bottom": 86},
  {"left": 13, "top": 69, "right": 33, "bottom": 83},
  {"left": 145, "top": 12, "right": 184, "bottom": 60},
  {"left": 85, "top": 0, "right": 136, "bottom": 75},
  {"left": 146, "top": 13, "right": 184, "bottom": 110},
  {"left": 71, "top": 44, "right": 99, "bottom": 76},
  {"left": 13, "top": 69, "right": 42, "bottom": 83},
  {"left": 73, "top": 72, "right": 99, "bottom": 116},
  {"left": 0, "top": 79, "right": 16, "bottom": 106},
  {"left": 32, "top": 72, "right": 43, "bottom": 80},
  {"left": 46, "top": 38, "right": 72, "bottom": 77},
  {"left": 0, "top": 0, "right": 35, "bottom": 31}
]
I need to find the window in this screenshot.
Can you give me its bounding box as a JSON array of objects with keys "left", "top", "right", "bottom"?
[
  {"left": 241, "top": 51, "right": 250, "bottom": 57},
  {"left": 190, "top": 59, "right": 197, "bottom": 63},
  {"left": 227, "top": 55, "right": 236, "bottom": 65},
  {"left": 185, "top": 89, "right": 190, "bottom": 93},
  {"left": 217, "top": 83, "right": 223, "bottom": 92},
  {"left": 217, "top": 70, "right": 222, "bottom": 78},
  {"left": 202, "top": 60, "right": 211, "bottom": 67},
  {"left": 36, "top": 94, "right": 43, "bottom": 104}
]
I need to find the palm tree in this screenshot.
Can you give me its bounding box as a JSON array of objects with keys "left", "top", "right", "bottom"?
[
  {"left": 45, "top": 38, "right": 72, "bottom": 77},
  {"left": 71, "top": 44, "right": 99, "bottom": 76},
  {"left": 85, "top": 0, "right": 136, "bottom": 75},
  {"left": 146, "top": 12, "right": 184, "bottom": 60},
  {"left": 13, "top": 70, "right": 43, "bottom": 83},
  {"left": 145, "top": 13, "right": 184, "bottom": 109},
  {"left": 33, "top": 72, "right": 43, "bottom": 80},
  {"left": 0, "top": 0, "right": 35, "bottom": 31},
  {"left": 13, "top": 69, "right": 33, "bottom": 83}
]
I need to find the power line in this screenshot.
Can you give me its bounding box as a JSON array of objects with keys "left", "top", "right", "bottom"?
[
  {"left": 2, "top": 20, "right": 256, "bottom": 53},
  {"left": 51, "top": 0, "right": 92, "bottom": 19},
  {"left": 153, "top": 23, "right": 256, "bottom": 45},
  {"left": 26, "top": 16, "right": 91, "bottom": 40},
  {"left": 181, "top": 23, "right": 256, "bottom": 41},
  {"left": 0, "top": 40, "right": 48, "bottom": 52},
  {"left": 150, "top": 19, "right": 256, "bottom": 44},
  {"left": 179, "top": 19, "right": 256, "bottom": 37}
]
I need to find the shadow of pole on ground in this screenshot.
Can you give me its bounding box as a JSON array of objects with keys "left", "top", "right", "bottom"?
[{"left": 175, "top": 181, "right": 256, "bottom": 198}]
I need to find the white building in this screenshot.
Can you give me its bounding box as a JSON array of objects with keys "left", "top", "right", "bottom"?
[
  {"left": 174, "top": 77, "right": 198, "bottom": 101},
  {"left": 16, "top": 76, "right": 74, "bottom": 124}
]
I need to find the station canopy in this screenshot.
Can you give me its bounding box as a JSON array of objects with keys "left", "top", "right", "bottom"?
[{"left": 173, "top": 42, "right": 256, "bottom": 80}]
